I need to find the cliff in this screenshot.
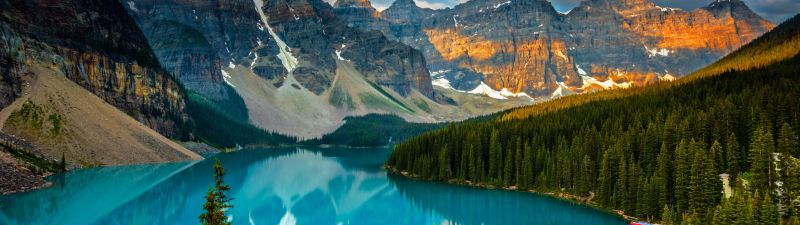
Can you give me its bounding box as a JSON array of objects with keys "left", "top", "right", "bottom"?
[{"left": 343, "top": 0, "right": 774, "bottom": 98}]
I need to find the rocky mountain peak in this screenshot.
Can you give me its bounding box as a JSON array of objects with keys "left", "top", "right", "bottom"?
[
  {"left": 581, "top": 0, "right": 657, "bottom": 16},
  {"left": 704, "top": 0, "right": 762, "bottom": 17},
  {"left": 389, "top": 0, "right": 418, "bottom": 8},
  {"left": 334, "top": 0, "right": 375, "bottom": 9},
  {"left": 707, "top": 0, "right": 747, "bottom": 8},
  {"left": 382, "top": 0, "right": 434, "bottom": 24}
]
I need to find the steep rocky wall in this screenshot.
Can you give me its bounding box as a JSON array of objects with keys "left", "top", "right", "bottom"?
[{"left": 0, "top": 0, "right": 189, "bottom": 138}]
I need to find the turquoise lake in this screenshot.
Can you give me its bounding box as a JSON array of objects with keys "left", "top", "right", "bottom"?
[{"left": 0, "top": 147, "right": 627, "bottom": 225}]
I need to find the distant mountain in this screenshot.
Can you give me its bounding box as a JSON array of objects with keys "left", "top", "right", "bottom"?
[
  {"left": 123, "top": 0, "right": 530, "bottom": 139},
  {"left": 335, "top": 0, "right": 775, "bottom": 99}
]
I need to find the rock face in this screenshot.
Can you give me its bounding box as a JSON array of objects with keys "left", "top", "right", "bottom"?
[
  {"left": 333, "top": 0, "right": 385, "bottom": 31},
  {"left": 262, "top": 0, "right": 434, "bottom": 97},
  {"left": 126, "top": 0, "right": 433, "bottom": 97},
  {"left": 0, "top": 0, "right": 190, "bottom": 138},
  {"left": 341, "top": 0, "right": 774, "bottom": 98},
  {"left": 119, "top": 0, "right": 445, "bottom": 138},
  {"left": 122, "top": 0, "right": 279, "bottom": 101}
]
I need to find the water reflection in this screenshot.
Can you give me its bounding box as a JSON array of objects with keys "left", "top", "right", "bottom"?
[{"left": 0, "top": 148, "right": 626, "bottom": 225}]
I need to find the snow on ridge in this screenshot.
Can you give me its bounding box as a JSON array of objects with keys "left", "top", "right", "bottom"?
[
  {"left": 580, "top": 75, "right": 631, "bottom": 89},
  {"left": 251, "top": 53, "right": 259, "bottom": 68},
  {"left": 228, "top": 62, "right": 236, "bottom": 69},
  {"left": 432, "top": 77, "right": 455, "bottom": 90},
  {"left": 430, "top": 70, "right": 450, "bottom": 77},
  {"left": 494, "top": 1, "right": 511, "bottom": 9},
  {"left": 127, "top": 1, "right": 138, "bottom": 12},
  {"left": 499, "top": 88, "right": 531, "bottom": 99},
  {"left": 335, "top": 50, "right": 349, "bottom": 61},
  {"left": 335, "top": 44, "right": 350, "bottom": 62},
  {"left": 660, "top": 74, "right": 676, "bottom": 81},
  {"left": 551, "top": 82, "right": 570, "bottom": 98},
  {"left": 221, "top": 70, "right": 235, "bottom": 87},
  {"left": 656, "top": 6, "right": 681, "bottom": 12},
  {"left": 254, "top": 0, "right": 298, "bottom": 73},
  {"left": 576, "top": 64, "right": 588, "bottom": 76},
  {"left": 644, "top": 45, "right": 673, "bottom": 57},
  {"left": 469, "top": 82, "right": 507, "bottom": 99}
]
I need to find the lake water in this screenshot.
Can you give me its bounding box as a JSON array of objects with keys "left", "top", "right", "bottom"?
[{"left": 0, "top": 147, "right": 627, "bottom": 225}]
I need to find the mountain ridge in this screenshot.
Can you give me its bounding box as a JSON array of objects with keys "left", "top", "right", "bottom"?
[{"left": 337, "top": 0, "right": 774, "bottom": 100}]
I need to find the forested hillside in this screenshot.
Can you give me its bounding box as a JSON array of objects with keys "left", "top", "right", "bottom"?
[{"left": 388, "top": 15, "right": 800, "bottom": 224}]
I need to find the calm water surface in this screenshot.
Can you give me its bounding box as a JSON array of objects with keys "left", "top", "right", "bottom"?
[{"left": 0, "top": 147, "right": 627, "bottom": 225}]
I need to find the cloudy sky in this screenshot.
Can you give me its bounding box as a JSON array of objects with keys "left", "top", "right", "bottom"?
[{"left": 367, "top": 0, "right": 798, "bottom": 23}]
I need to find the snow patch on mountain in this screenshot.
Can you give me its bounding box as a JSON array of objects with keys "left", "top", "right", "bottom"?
[
  {"left": 127, "top": 1, "right": 138, "bottom": 12},
  {"left": 552, "top": 82, "right": 571, "bottom": 98},
  {"left": 335, "top": 44, "right": 350, "bottom": 62},
  {"left": 432, "top": 77, "right": 455, "bottom": 90},
  {"left": 494, "top": 1, "right": 511, "bottom": 9},
  {"left": 644, "top": 45, "right": 674, "bottom": 57},
  {"left": 576, "top": 64, "right": 588, "bottom": 75},
  {"left": 254, "top": 0, "right": 298, "bottom": 73},
  {"left": 656, "top": 6, "right": 680, "bottom": 12},
  {"left": 580, "top": 75, "right": 631, "bottom": 89},
  {"left": 221, "top": 70, "right": 235, "bottom": 88},
  {"left": 660, "top": 74, "right": 676, "bottom": 81},
  {"left": 469, "top": 82, "right": 506, "bottom": 99},
  {"left": 499, "top": 88, "right": 531, "bottom": 98}
]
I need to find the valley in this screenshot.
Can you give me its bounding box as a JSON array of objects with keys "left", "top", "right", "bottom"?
[{"left": 0, "top": 0, "right": 796, "bottom": 224}]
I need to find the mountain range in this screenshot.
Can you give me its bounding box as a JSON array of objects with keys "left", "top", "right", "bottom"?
[
  {"left": 0, "top": 0, "right": 779, "bottom": 190},
  {"left": 335, "top": 0, "right": 774, "bottom": 97}
]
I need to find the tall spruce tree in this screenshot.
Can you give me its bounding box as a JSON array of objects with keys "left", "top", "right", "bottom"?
[
  {"left": 750, "top": 127, "right": 776, "bottom": 191},
  {"left": 200, "top": 159, "right": 233, "bottom": 225}
]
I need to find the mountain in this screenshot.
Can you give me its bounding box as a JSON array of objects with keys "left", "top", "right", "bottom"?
[
  {"left": 0, "top": 0, "right": 204, "bottom": 192},
  {"left": 123, "top": 0, "right": 530, "bottom": 139},
  {"left": 336, "top": 0, "right": 774, "bottom": 99},
  {"left": 387, "top": 14, "right": 800, "bottom": 224}
]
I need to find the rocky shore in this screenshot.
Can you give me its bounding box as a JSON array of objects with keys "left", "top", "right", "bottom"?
[{"left": 0, "top": 151, "right": 50, "bottom": 195}]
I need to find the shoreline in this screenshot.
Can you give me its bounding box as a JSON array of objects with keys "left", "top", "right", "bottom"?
[{"left": 384, "top": 165, "right": 645, "bottom": 223}]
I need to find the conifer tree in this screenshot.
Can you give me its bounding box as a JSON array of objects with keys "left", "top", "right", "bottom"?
[
  {"left": 200, "top": 159, "right": 233, "bottom": 225},
  {"left": 750, "top": 127, "right": 775, "bottom": 191},
  {"left": 778, "top": 123, "right": 798, "bottom": 157},
  {"left": 726, "top": 133, "right": 741, "bottom": 179}
]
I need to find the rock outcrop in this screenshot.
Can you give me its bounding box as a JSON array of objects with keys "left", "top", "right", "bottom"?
[{"left": 0, "top": 0, "right": 190, "bottom": 138}]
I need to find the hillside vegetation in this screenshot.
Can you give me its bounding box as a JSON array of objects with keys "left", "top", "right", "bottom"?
[{"left": 388, "top": 15, "right": 800, "bottom": 224}]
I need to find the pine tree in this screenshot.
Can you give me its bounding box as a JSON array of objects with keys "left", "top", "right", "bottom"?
[
  {"left": 200, "top": 159, "right": 233, "bottom": 225},
  {"left": 758, "top": 194, "right": 780, "bottom": 225},
  {"left": 60, "top": 152, "right": 67, "bottom": 172},
  {"left": 750, "top": 127, "right": 775, "bottom": 191},
  {"left": 726, "top": 133, "right": 741, "bottom": 179},
  {"left": 438, "top": 145, "right": 450, "bottom": 179},
  {"left": 662, "top": 205, "right": 677, "bottom": 225},
  {"left": 489, "top": 130, "right": 501, "bottom": 183},
  {"left": 674, "top": 139, "right": 691, "bottom": 212},
  {"left": 656, "top": 143, "right": 672, "bottom": 206},
  {"left": 778, "top": 123, "right": 798, "bottom": 157}
]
